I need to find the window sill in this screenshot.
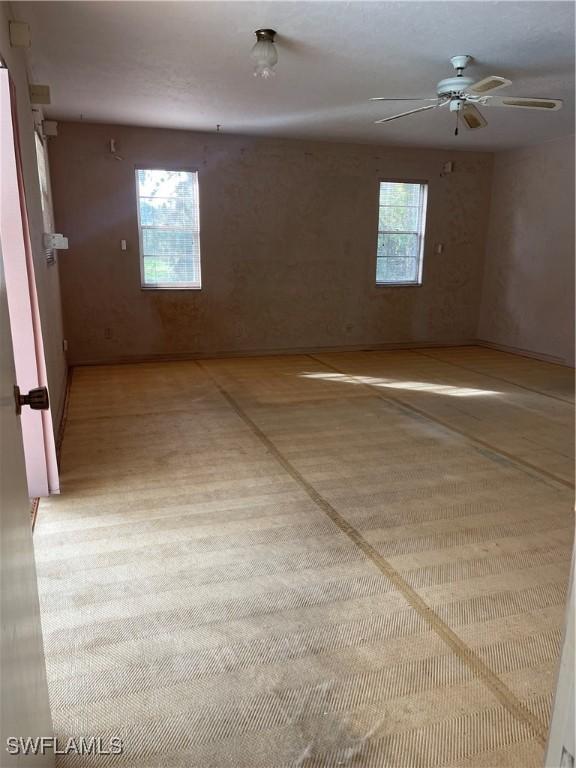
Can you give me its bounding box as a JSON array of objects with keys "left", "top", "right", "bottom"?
[
  {"left": 375, "top": 282, "right": 422, "bottom": 288},
  {"left": 140, "top": 285, "right": 203, "bottom": 291}
]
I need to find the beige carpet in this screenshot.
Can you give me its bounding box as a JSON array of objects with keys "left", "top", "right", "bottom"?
[{"left": 35, "top": 347, "right": 574, "bottom": 767}]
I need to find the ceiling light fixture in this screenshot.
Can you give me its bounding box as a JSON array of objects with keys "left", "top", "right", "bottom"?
[{"left": 250, "top": 29, "right": 278, "bottom": 79}]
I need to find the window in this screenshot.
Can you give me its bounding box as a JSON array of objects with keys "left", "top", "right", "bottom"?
[
  {"left": 376, "top": 181, "right": 428, "bottom": 285},
  {"left": 136, "top": 168, "right": 201, "bottom": 289}
]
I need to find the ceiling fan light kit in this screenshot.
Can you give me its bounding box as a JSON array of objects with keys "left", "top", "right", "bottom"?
[{"left": 371, "top": 54, "right": 563, "bottom": 136}]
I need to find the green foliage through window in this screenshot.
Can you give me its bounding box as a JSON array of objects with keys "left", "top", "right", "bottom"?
[
  {"left": 136, "top": 169, "right": 201, "bottom": 288},
  {"left": 376, "top": 181, "right": 427, "bottom": 285}
]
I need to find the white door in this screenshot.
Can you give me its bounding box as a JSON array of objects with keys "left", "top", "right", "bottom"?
[
  {"left": 0, "top": 67, "right": 59, "bottom": 499},
  {"left": 0, "top": 235, "right": 54, "bottom": 761}
]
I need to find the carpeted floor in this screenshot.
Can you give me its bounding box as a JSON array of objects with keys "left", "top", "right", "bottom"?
[{"left": 34, "top": 347, "right": 574, "bottom": 767}]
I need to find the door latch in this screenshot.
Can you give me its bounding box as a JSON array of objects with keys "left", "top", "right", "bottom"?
[{"left": 14, "top": 385, "right": 50, "bottom": 415}]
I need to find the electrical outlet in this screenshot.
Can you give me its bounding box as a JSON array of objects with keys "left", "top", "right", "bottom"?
[{"left": 104, "top": 328, "right": 112, "bottom": 340}]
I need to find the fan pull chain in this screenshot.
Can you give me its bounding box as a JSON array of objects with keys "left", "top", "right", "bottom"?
[{"left": 455, "top": 109, "right": 459, "bottom": 136}]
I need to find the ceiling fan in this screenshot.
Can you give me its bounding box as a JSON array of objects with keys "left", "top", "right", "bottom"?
[{"left": 371, "top": 55, "right": 563, "bottom": 135}]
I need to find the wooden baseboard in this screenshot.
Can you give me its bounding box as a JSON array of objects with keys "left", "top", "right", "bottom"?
[
  {"left": 68, "top": 338, "right": 575, "bottom": 370},
  {"left": 30, "top": 496, "right": 39, "bottom": 531},
  {"left": 55, "top": 367, "right": 72, "bottom": 464},
  {"left": 70, "top": 339, "right": 477, "bottom": 367},
  {"left": 474, "top": 339, "right": 574, "bottom": 368}
]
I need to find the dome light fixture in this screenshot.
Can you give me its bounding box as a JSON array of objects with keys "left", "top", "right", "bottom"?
[{"left": 250, "top": 29, "right": 278, "bottom": 79}]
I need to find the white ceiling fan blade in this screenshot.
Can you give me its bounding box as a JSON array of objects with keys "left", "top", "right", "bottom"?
[
  {"left": 461, "top": 104, "right": 487, "bottom": 130},
  {"left": 370, "top": 97, "right": 438, "bottom": 102},
  {"left": 375, "top": 102, "right": 442, "bottom": 125},
  {"left": 481, "top": 96, "right": 563, "bottom": 111},
  {"left": 466, "top": 76, "right": 512, "bottom": 95}
]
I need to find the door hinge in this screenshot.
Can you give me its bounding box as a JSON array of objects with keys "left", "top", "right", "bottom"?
[{"left": 14, "top": 385, "right": 50, "bottom": 415}]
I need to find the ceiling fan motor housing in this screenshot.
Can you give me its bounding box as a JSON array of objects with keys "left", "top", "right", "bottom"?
[{"left": 436, "top": 76, "right": 474, "bottom": 97}]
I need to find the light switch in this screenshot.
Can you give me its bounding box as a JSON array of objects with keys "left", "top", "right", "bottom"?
[
  {"left": 435, "top": 243, "right": 444, "bottom": 255},
  {"left": 121, "top": 240, "right": 127, "bottom": 251}
]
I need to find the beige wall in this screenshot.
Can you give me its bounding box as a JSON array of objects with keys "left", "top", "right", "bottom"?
[
  {"left": 478, "top": 135, "right": 575, "bottom": 366},
  {"left": 0, "top": 4, "right": 67, "bottom": 425},
  {"left": 49, "top": 121, "right": 494, "bottom": 364}
]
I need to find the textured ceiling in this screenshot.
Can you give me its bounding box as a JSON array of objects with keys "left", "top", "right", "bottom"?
[{"left": 13, "top": 1, "right": 576, "bottom": 150}]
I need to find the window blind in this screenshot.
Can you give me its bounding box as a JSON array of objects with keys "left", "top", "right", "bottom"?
[
  {"left": 136, "top": 169, "right": 201, "bottom": 289},
  {"left": 35, "top": 131, "right": 56, "bottom": 265}
]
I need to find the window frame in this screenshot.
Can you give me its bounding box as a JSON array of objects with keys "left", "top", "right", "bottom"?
[
  {"left": 135, "top": 165, "right": 202, "bottom": 291},
  {"left": 375, "top": 178, "right": 428, "bottom": 288}
]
